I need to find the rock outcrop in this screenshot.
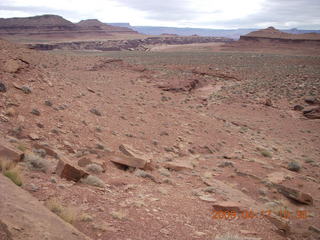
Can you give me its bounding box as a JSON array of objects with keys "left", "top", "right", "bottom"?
[{"left": 0, "top": 175, "right": 91, "bottom": 240}]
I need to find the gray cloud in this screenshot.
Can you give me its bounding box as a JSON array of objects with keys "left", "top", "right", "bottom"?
[{"left": 0, "top": 0, "right": 319, "bottom": 29}]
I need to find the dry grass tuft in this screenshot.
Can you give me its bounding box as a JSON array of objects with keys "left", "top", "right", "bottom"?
[
  {"left": 24, "top": 153, "right": 49, "bottom": 172},
  {"left": 46, "top": 198, "right": 78, "bottom": 224},
  {"left": 0, "top": 158, "right": 23, "bottom": 186},
  {"left": 81, "top": 175, "right": 105, "bottom": 188}
]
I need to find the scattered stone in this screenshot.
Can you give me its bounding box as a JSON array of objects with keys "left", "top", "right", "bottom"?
[
  {"left": 203, "top": 187, "right": 216, "bottom": 193},
  {"left": 218, "top": 161, "right": 234, "bottom": 168},
  {"left": 194, "top": 231, "right": 206, "bottom": 237},
  {"left": 275, "top": 184, "right": 313, "bottom": 205},
  {"left": 212, "top": 201, "right": 242, "bottom": 212},
  {"left": 0, "top": 140, "right": 24, "bottom": 162},
  {"left": 26, "top": 183, "right": 39, "bottom": 192},
  {"left": 21, "top": 86, "right": 31, "bottom": 94},
  {"left": 303, "top": 106, "right": 320, "bottom": 119},
  {"left": 265, "top": 213, "right": 290, "bottom": 235},
  {"left": 265, "top": 98, "right": 273, "bottom": 106},
  {"left": 199, "top": 195, "right": 216, "bottom": 202},
  {"left": 31, "top": 109, "right": 40, "bottom": 116},
  {"left": 5, "top": 107, "right": 16, "bottom": 117},
  {"left": 90, "top": 108, "right": 102, "bottom": 116},
  {"left": 28, "top": 133, "right": 40, "bottom": 140},
  {"left": 309, "top": 225, "right": 320, "bottom": 234},
  {"left": 287, "top": 161, "right": 301, "bottom": 172},
  {"left": 163, "top": 161, "right": 193, "bottom": 171},
  {"left": 50, "top": 177, "right": 57, "bottom": 183},
  {"left": 0, "top": 82, "right": 6, "bottom": 92},
  {"left": 293, "top": 105, "right": 304, "bottom": 111},
  {"left": 55, "top": 159, "right": 89, "bottom": 182},
  {"left": 44, "top": 100, "right": 53, "bottom": 106},
  {"left": 158, "top": 167, "right": 171, "bottom": 177},
  {"left": 304, "top": 96, "right": 319, "bottom": 105}
]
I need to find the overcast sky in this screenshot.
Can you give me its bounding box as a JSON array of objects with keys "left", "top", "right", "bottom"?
[{"left": 0, "top": 0, "right": 320, "bottom": 29}]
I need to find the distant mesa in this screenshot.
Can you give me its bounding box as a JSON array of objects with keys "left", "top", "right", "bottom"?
[
  {"left": 0, "top": 14, "right": 138, "bottom": 39},
  {"left": 242, "top": 26, "right": 320, "bottom": 40}
]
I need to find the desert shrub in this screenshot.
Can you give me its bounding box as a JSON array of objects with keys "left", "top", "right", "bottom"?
[
  {"left": 86, "top": 163, "right": 103, "bottom": 174},
  {"left": 17, "top": 143, "right": 27, "bottom": 152},
  {"left": 24, "top": 153, "right": 48, "bottom": 172},
  {"left": 46, "top": 198, "right": 78, "bottom": 224},
  {"left": 257, "top": 148, "right": 272, "bottom": 158},
  {"left": 80, "top": 213, "right": 93, "bottom": 222},
  {"left": 81, "top": 175, "right": 105, "bottom": 188},
  {"left": 0, "top": 158, "right": 23, "bottom": 186},
  {"left": 287, "top": 161, "right": 301, "bottom": 172}
]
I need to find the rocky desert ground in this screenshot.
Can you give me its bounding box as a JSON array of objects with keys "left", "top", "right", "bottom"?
[{"left": 0, "top": 16, "right": 320, "bottom": 240}]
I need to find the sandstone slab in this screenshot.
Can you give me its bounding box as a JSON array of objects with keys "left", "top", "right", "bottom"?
[
  {"left": 0, "top": 140, "right": 24, "bottom": 162},
  {"left": 56, "top": 159, "right": 89, "bottom": 182},
  {"left": 275, "top": 184, "right": 313, "bottom": 205},
  {"left": 108, "top": 152, "right": 147, "bottom": 169}
]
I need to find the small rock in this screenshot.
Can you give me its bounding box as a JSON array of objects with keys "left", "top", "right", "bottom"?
[
  {"left": 265, "top": 98, "right": 273, "bottom": 106},
  {"left": 303, "top": 106, "right": 320, "bottom": 119},
  {"left": 199, "top": 195, "right": 216, "bottom": 202},
  {"left": 293, "top": 105, "right": 304, "bottom": 111},
  {"left": 309, "top": 225, "right": 320, "bottom": 234},
  {"left": 163, "top": 161, "right": 193, "bottom": 171},
  {"left": 287, "top": 161, "right": 301, "bottom": 172},
  {"left": 90, "top": 108, "right": 102, "bottom": 116},
  {"left": 44, "top": 100, "right": 53, "bottom": 106},
  {"left": 21, "top": 86, "right": 32, "bottom": 94},
  {"left": 0, "top": 82, "right": 6, "bottom": 92},
  {"left": 29, "top": 133, "right": 40, "bottom": 140},
  {"left": 218, "top": 161, "right": 234, "bottom": 168},
  {"left": 50, "top": 177, "right": 57, "bottom": 183},
  {"left": 305, "top": 96, "right": 319, "bottom": 105},
  {"left": 31, "top": 109, "right": 40, "bottom": 116},
  {"left": 212, "top": 201, "right": 242, "bottom": 212},
  {"left": 158, "top": 167, "right": 171, "bottom": 177}
]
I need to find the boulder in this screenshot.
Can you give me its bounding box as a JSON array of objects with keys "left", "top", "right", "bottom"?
[
  {"left": 265, "top": 213, "right": 290, "bottom": 235},
  {"left": 303, "top": 106, "right": 320, "bottom": 119},
  {"left": 0, "top": 140, "right": 24, "bottom": 162},
  {"left": 108, "top": 152, "right": 147, "bottom": 169},
  {"left": 55, "top": 159, "right": 89, "bottom": 182},
  {"left": 3, "top": 59, "right": 26, "bottom": 73},
  {"left": 0, "top": 175, "right": 91, "bottom": 240},
  {"left": 275, "top": 184, "right": 313, "bottom": 205},
  {"left": 119, "top": 144, "right": 153, "bottom": 170}
]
